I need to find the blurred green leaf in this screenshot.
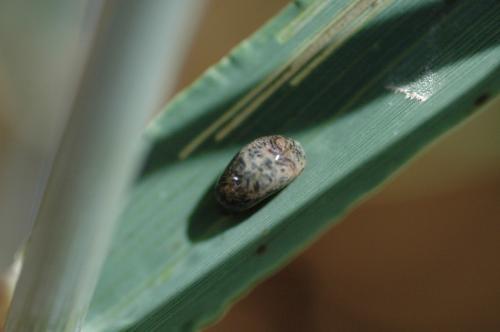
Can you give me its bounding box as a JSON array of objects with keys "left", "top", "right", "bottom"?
[{"left": 84, "top": 0, "right": 500, "bottom": 331}]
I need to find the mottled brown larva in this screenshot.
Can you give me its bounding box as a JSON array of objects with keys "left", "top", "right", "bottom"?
[{"left": 215, "top": 135, "right": 306, "bottom": 212}]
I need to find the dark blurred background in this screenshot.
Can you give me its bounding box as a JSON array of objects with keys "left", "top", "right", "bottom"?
[{"left": 173, "top": 1, "right": 500, "bottom": 331}]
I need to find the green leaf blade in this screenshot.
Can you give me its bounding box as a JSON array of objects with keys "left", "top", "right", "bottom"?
[{"left": 85, "top": 1, "right": 500, "bottom": 331}]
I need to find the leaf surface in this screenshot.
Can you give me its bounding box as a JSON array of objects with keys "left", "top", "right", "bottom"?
[{"left": 84, "top": 1, "right": 500, "bottom": 330}]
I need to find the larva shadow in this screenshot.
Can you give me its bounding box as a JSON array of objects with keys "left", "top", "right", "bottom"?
[
  {"left": 187, "top": 180, "right": 255, "bottom": 242},
  {"left": 187, "top": 177, "right": 279, "bottom": 242}
]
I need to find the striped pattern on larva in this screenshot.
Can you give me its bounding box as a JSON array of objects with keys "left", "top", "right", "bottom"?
[{"left": 215, "top": 135, "right": 306, "bottom": 212}]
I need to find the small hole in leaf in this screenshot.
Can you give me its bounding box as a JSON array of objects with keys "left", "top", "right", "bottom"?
[
  {"left": 256, "top": 244, "right": 267, "bottom": 255},
  {"left": 474, "top": 93, "right": 490, "bottom": 107}
]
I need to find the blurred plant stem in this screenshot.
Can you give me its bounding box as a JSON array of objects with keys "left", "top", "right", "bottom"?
[
  {"left": 4, "top": 1, "right": 204, "bottom": 331},
  {"left": 0, "top": 256, "right": 21, "bottom": 332}
]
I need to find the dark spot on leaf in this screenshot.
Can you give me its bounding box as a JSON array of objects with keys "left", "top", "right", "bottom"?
[
  {"left": 256, "top": 244, "right": 267, "bottom": 255},
  {"left": 474, "top": 93, "right": 490, "bottom": 107}
]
